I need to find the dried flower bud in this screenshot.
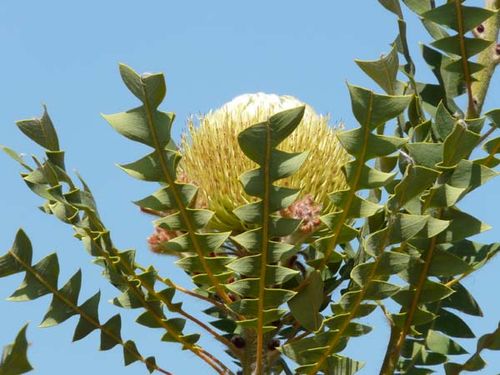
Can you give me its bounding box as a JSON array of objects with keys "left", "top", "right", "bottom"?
[
  {"left": 147, "top": 227, "right": 180, "bottom": 253},
  {"left": 231, "top": 335, "right": 246, "bottom": 349},
  {"left": 281, "top": 194, "right": 323, "bottom": 233},
  {"left": 267, "top": 338, "right": 280, "bottom": 351}
]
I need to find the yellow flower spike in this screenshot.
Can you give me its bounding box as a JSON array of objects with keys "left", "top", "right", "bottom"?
[{"left": 180, "top": 93, "right": 350, "bottom": 231}]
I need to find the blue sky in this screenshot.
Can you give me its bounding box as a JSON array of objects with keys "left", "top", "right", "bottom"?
[{"left": 0, "top": 1, "right": 498, "bottom": 374}]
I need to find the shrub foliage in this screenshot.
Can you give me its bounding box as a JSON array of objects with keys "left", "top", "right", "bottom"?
[{"left": 1, "top": 1, "right": 500, "bottom": 374}]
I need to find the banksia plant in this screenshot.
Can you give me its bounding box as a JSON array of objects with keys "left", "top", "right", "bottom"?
[{"left": 1, "top": 1, "right": 500, "bottom": 375}]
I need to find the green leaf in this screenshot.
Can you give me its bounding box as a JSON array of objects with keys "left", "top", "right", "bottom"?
[
  {"left": 402, "top": 0, "right": 431, "bottom": 14},
  {"left": 364, "top": 214, "right": 428, "bottom": 257},
  {"left": 426, "top": 330, "right": 467, "bottom": 356},
  {"left": 343, "top": 162, "right": 396, "bottom": 189},
  {"left": 378, "top": 0, "right": 403, "bottom": 18},
  {"left": 364, "top": 280, "right": 400, "bottom": 300},
  {"left": 8, "top": 253, "right": 59, "bottom": 301},
  {"left": 134, "top": 184, "right": 198, "bottom": 210},
  {"left": 288, "top": 271, "right": 324, "bottom": 332},
  {"left": 40, "top": 270, "right": 82, "bottom": 327},
  {"left": 103, "top": 107, "right": 174, "bottom": 148},
  {"left": 485, "top": 108, "right": 500, "bottom": 127},
  {"left": 100, "top": 314, "right": 122, "bottom": 350},
  {"left": 355, "top": 44, "right": 400, "bottom": 94},
  {"left": 0, "top": 324, "right": 33, "bottom": 375},
  {"left": 118, "top": 150, "right": 180, "bottom": 182},
  {"left": 422, "top": 4, "right": 495, "bottom": 33},
  {"left": 431, "top": 36, "right": 492, "bottom": 58},
  {"left": 337, "top": 128, "right": 407, "bottom": 161},
  {"left": 1, "top": 146, "right": 33, "bottom": 172},
  {"left": 348, "top": 85, "right": 412, "bottom": 130},
  {"left": 352, "top": 251, "right": 410, "bottom": 286},
  {"left": 437, "top": 208, "right": 491, "bottom": 243},
  {"left": 449, "top": 160, "right": 497, "bottom": 193},
  {"left": 0, "top": 232, "right": 34, "bottom": 279},
  {"left": 423, "top": 308, "right": 475, "bottom": 338},
  {"left": 329, "top": 190, "right": 382, "bottom": 218},
  {"left": 393, "top": 280, "right": 454, "bottom": 305},
  {"left": 155, "top": 209, "right": 213, "bottom": 231},
  {"left": 406, "top": 143, "right": 443, "bottom": 169},
  {"left": 441, "top": 282, "right": 483, "bottom": 317},
  {"left": 118, "top": 63, "right": 167, "bottom": 109},
  {"left": 426, "top": 184, "right": 466, "bottom": 208},
  {"left": 235, "top": 105, "right": 308, "bottom": 373},
  {"left": 440, "top": 122, "right": 481, "bottom": 168},
  {"left": 16, "top": 106, "right": 59, "bottom": 151},
  {"left": 426, "top": 249, "right": 472, "bottom": 277},
  {"left": 123, "top": 340, "right": 141, "bottom": 366},
  {"left": 238, "top": 106, "right": 305, "bottom": 164},
  {"left": 73, "top": 291, "right": 101, "bottom": 341},
  {"left": 433, "top": 102, "right": 457, "bottom": 140},
  {"left": 388, "top": 166, "right": 440, "bottom": 211}
]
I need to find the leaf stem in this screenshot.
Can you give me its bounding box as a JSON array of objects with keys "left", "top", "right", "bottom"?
[
  {"left": 8, "top": 249, "right": 173, "bottom": 375},
  {"left": 255, "top": 123, "right": 273, "bottom": 375},
  {"left": 378, "top": 207, "right": 440, "bottom": 375},
  {"left": 139, "top": 80, "right": 233, "bottom": 306},
  {"left": 454, "top": 0, "right": 477, "bottom": 118},
  {"left": 471, "top": 0, "right": 500, "bottom": 115}
]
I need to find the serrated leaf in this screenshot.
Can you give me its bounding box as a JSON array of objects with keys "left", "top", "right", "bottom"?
[
  {"left": 16, "top": 106, "right": 59, "bottom": 151},
  {"left": 103, "top": 107, "right": 174, "bottom": 149},
  {"left": 0, "top": 324, "right": 33, "bottom": 375},
  {"left": 8, "top": 253, "right": 59, "bottom": 301},
  {"left": 329, "top": 190, "right": 382, "bottom": 218},
  {"left": 237, "top": 107, "right": 305, "bottom": 164},
  {"left": 348, "top": 85, "right": 412, "bottom": 130},
  {"left": 407, "top": 143, "right": 443, "bottom": 169},
  {"left": 343, "top": 161, "right": 396, "bottom": 189},
  {"left": 423, "top": 308, "right": 475, "bottom": 338},
  {"left": 388, "top": 166, "right": 440, "bottom": 211},
  {"left": 100, "top": 314, "right": 122, "bottom": 350},
  {"left": 118, "top": 63, "right": 167, "bottom": 109},
  {"left": 123, "top": 340, "right": 141, "bottom": 366},
  {"left": 431, "top": 36, "right": 492, "bottom": 57},
  {"left": 355, "top": 44, "right": 400, "bottom": 94},
  {"left": 427, "top": 249, "right": 472, "bottom": 277},
  {"left": 440, "top": 123, "right": 481, "bottom": 168},
  {"left": 352, "top": 251, "right": 410, "bottom": 286},
  {"left": 73, "top": 291, "right": 101, "bottom": 341},
  {"left": 40, "top": 270, "right": 82, "bottom": 327},
  {"left": 118, "top": 150, "right": 179, "bottom": 182},
  {"left": 365, "top": 214, "right": 428, "bottom": 257},
  {"left": 426, "top": 330, "right": 467, "bottom": 356},
  {"left": 422, "top": 45, "right": 465, "bottom": 101},
  {"left": 422, "top": 4, "right": 495, "bottom": 33},
  {"left": 441, "top": 282, "right": 483, "bottom": 317},
  {"left": 393, "top": 280, "right": 454, "bottom": 305},
  {"left": 338, "top": 128, "right": 407, "bottom": 160},
  {"left": 288, "top": 271, "right": 324, "bottom": 332}
]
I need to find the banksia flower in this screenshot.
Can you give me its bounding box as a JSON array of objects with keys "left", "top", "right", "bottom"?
[{"left": 180, "top": 93, "right": 349, "bottom": 230}]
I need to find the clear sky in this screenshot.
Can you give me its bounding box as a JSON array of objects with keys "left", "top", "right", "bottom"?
[{"left": 0, "top": 1, "right": 498, "bottom": 374}]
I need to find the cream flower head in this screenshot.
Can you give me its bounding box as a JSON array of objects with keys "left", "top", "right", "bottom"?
[{"left": 180, "top": 93, "right": 349, "bottom": 231}]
